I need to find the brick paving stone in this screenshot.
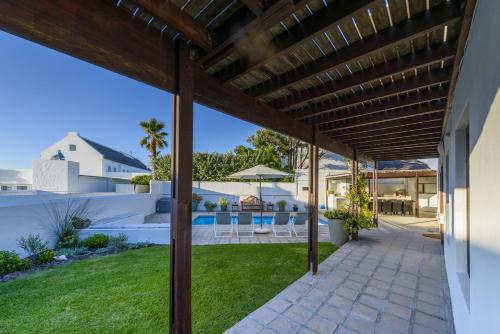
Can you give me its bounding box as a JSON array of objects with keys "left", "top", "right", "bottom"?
[
  {"left": 226, "top": 219, "right": 455, "bottom": 334},
  {"left": 306, "top": 315, "right": 338, "bottom": 334}
]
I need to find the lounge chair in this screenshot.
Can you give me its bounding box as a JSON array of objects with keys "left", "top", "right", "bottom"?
[
  {"left": 382, "top": 200, "right": 393, "bottom": 215},
  {"left": 272, "top": 212, "right": 292, "bottom": 237},
  {"left": 392, "top": 200, "right": 403, "bottom": 215},
  {"left": 292, "top": 212, "right": 308, "bottom": 237},
  {"left": 214, "top": 212, "right": 233, "bottom": 237},
  {"left": 236, "top": 212, "right": 254, "bottom": 237}
]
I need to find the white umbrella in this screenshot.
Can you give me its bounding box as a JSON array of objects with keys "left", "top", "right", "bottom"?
[{"left": 227, "top": 165, "right": 291, "bottom": 233}]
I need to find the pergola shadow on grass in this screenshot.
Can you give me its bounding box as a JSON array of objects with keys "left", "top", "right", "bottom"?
[{"left": 0, "top": 243, "right": 336, "bottom": 333}]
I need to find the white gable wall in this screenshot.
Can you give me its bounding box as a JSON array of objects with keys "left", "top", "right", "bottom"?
[{"left": 40, "top": 132, "right": 103, "bottom": 177}]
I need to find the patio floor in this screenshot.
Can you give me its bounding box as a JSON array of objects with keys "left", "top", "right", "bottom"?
[{"left": 226, "top": 216, "right": 454, "bottom": 334}]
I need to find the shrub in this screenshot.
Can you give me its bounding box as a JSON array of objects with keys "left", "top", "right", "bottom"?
[
  {"left": 218, "top": 197, "right": 229, "bottom": 207},
  {"left": 70, "top": 216, "right": 91, "bottom": 229},
  {"left": 323, "top": 208, "right": 350, "bottom": 220},
  {"left": 130, "top": 175, "right": 151, "bottom": 185},
  {"left": 108, "top": 233, "right": 128, "bottom": 250},
  {"left": 94, "top": 248, "right": 111, "bottom": 255},
  {"left": 37, "top": 249, "right": 56, "bottom": 264},
  {"left": 82, "top": 234, "right": 110, "bottom": 250},
  {"left": 17, "top": 233, "right": 49, "bottom": 257},
  {"left": 204, "top": 201, "right": 217, "bottom": 211},
  {"left": 58, "top": 234, "right": 80, "bottom": 249},
  {"left": 192, "top": 193, "right": 202, "bottom": 203},
  {"left": 276, "top": 200, "right": 287, "bottom": 207},
  {"left": 0, "top": 251, "right": 29, "bottom": 275},
  {"left": 19, "top": 258, "right": 33, "bottom": 271},
  {"left": 56, "top": 247, "right": 89, "bottom": 258}
]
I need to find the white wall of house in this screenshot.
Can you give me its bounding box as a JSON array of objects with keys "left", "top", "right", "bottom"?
[
  {"left": 0, "top": 168, "right": 32, "bottom": 191},
  {"left": 441, "top": 1, "right": 500, "bottom": 333},
  {"left": 0, "top": 192, "right": 160, "bottom": 256},
  {"left": 40, "top": 132, "right": 104, "bottom": 176},
  {"left": 102, "top": 158, "right": 149, "bottom": 175}
]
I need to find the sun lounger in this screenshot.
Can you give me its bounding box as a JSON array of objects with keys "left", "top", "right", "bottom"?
[
  {"left": 236, "top": 212, "right": 254, "bottom": 237},
  {"left": 292, "top": 212, "right": 308, "bottom": 237},
  {"left": 272, "top": 212, "right": 292, "bottom": 237},
  {"left": 214, "top": 212, "right": 233, "bottom": 237}
]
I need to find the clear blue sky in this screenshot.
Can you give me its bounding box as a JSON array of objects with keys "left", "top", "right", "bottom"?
[{"left": 0, "top": 31, "right": 260, "bottom": 169}]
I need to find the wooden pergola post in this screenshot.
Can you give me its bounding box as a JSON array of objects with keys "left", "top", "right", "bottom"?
[
  {"left": 373, "top": 161, "right": 378, "bottom": 226},
  {"left": 415, "top": 172, "right": 420, "bottom": 217},
  {"left": 351, "top": 151, "right": 358, "bottom": 213},
  {"left": 170, "top": 43, "right": 194, "bottom": 334},
  {"left": 308, "top": 137, "right": 319, "bottom": 274}
]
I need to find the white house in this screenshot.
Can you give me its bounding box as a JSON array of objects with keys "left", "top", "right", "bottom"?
[
  {"left": 0, "top": 168, "right": 32, "bottom": 192},
  {"left": 40, "top": 132, "right": 150, "bottom": 178}
]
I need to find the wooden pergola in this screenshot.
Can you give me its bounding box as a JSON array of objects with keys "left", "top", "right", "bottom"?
[{"left": 0, "top": 0, "right": 475, "bottom": 332}]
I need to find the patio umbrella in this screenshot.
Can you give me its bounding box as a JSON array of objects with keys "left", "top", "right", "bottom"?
[{"left": 227, "top": 165, "right": 291, "bottom": 234}]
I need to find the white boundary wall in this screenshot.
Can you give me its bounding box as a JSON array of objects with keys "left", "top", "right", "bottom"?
[
  {"left": 441, "top": 2, "right": 500, "bottom": 333},
  {"left": 0, "top": 192, "right": 160, "bottom": 256}
]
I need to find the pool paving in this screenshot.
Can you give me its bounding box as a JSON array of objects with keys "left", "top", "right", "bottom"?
[{"left": 225, "top": 216, "right": 454, "bottom": 334}]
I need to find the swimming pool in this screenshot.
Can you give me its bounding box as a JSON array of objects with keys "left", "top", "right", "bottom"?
[{"left": 193, "top": 215, "right": 327, "bottom": 225}]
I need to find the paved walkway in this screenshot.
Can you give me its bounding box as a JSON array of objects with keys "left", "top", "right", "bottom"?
[{"left": 226, "top": 217, "right": 454, "bottom": 334}]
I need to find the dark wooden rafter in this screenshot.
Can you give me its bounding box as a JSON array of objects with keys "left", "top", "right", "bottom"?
[
  {"left": 360, "top": 170, "right": 437, "bottom": 179},
  {"left": 337, "top": 122, "right": 444, "bottom": 141},
  {"left": 240, "top": 0, "right": 263, "bottom": 16},
  {"left": 305, "top": 86, "right": 448, "bottom": 126},
  {"left": 328, "top": 112, "right": 444, "bottom": 137},
  {"left": 245, "top": 2, "right": 461, "bottom": 98},
  {"left": 363, "top": 145, "right": 439, "bottom": 154},
  {"left": 287, "top": 69, "right": 450, "bottom": 120},
  {"left": 202, "top": 0, "right": 311, "bottom": 67},
  {"left": 133, "top": 0, "right": 213, "bottom": 50},
  {"left": 0, "top": 0, "right": 361, "bottom": 161},
  {"left": 345, "top": 128, "right": 443, "bottom": 145},
  {"left": 372, "top": 151, "right": 440, "bottom": 159},
  {"left": 271, "top": 44, "right": 455, "bottom": 110},
  {"left": 320, "top": 100, "right": 446, "bottom": 132},
  {"left": 214, "top": 0, "right": 375, "bottom": 81},
  {"left": 353, "top": 136, "right": 442, "bottom": 150}
]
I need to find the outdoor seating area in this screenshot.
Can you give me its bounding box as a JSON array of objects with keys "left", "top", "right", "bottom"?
[{"left": 377, "top": 199, "right": 415, "bottom": 216}]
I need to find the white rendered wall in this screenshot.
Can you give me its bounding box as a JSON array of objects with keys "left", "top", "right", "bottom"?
[
  {"left": 102, "top": 158, "right": 150, "bottom": 175},
  {"left": 32, "top": 160, "right": 80, "bottom": 193},
  {"left": 441, "top": 1, "right": 500, "bottom": 333},
  {"left": 0, "top": 192, "right": 160, "bottom": 256}
]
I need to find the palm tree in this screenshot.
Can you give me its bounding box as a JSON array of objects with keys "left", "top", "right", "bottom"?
[{"left": 139, "top": 118, "right": 168, "bottom": 180}]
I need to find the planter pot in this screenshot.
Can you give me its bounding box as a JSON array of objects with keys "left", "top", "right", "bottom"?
[
  {"left": 292, "top": 207, "right": 298, "bottom": 212},
  {"left": 327, "top": 219, "right": 349, "bottom": 246},
  {"left": 134, "top": 184, "right": 150, "bottom": 193},
  {"left": 351, "top": 231, "right": 359, "bottom": 241},
  {"left": 220, "top": 206, "right": 227, "bottom": 212},
  {"left": 192, "top": 201, "right": 199, "bottom": 212},
  {"left": 278, "top": 205, "right": 286, "bottom": 212}
]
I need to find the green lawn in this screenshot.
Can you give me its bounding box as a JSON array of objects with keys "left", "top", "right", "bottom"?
[{"left": 0, "top": 243, "right": 336, "bottom": 333}]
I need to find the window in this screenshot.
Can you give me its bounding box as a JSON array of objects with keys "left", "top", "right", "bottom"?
[
  {"left": 418, "top": 183, "right": 437, "bottom": 194},
  {"left": 17, "top": 186, "right": 28, "bottom": 190},
  {"left": 69, "top": 144, "right": 76, "bottom": 151},
  {"left": 1, "top": 186, "right": 11, "bottom": 191},
  {"left": 113, "top": 167, "right": 116, "bottom": 172},
  {"left": 107, "top": 166, "right": 111, "bottom": 172}
]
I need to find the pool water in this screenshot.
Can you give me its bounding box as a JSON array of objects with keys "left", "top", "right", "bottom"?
[{"left": 193, "top": 215, "right": 327, "bottom": 225}]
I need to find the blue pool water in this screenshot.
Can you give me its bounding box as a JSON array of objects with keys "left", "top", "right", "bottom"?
[{"left": 193, "top": 215, "right": 327, "bottom": 225}]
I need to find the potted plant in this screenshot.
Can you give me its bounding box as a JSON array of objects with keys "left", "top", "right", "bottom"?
[
  {"left": 204, "top": 201, "right": 217, "bottom": 212},
  {"left": 267, "top": 202, "right": 274, "bottom": 211},
  {"left": 292, "top": 204, "right": 299, "bottom": 212},
  {"left": 345, "top": 176, "right": 375, "bottom": 240},
  {"left": 231, "top": 201, "right": 239, "bottom": 211},
  {"left": 323, "top": 208, "right": 350, "bottom": 246},
  {"left": 131, "top": 175, "right": 151, "bottom": 193},
  {"left": 277, "top": 200, "right": 287, "bottom": 212},
  {"left": 218, "top": 197, "right": 229, "bottom": 211},
  {"left": 192, "top": 193, "right": 202, "bottom": 211}
]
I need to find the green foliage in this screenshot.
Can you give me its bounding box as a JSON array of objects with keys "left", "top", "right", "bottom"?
[
  {"left": 192, "top": 193, "right": 203, "bottom": 203},
  {"left": 17, "top": 234, "right": 48, "bottom": 257},
  {"left": 37, "top": 249, "right": 56, "bottom": 264},
  {"left": 344, "top": 176, "right": 374, "bottom": 235},
  {"left": 70, "top": 216, "right": 91, "bottom": 229},
  {"left": 82, "top": 234, "right": 110, "bottom": 250},
  {"left": 55, "top": 247, "right": 90, "bottom": 258},
  {"left": 276, "top": 200, "right": 287, "bottom": 207},
  {"left": 57, "top": 234, "right": 80, "bottom": 249},
  {"left": 0, "top": 251, "right": 32, "bottom": 275},
  {"left": 109, "top": 233, "right": 128, "bottom": 250},
  {"left": 156, "top": 154, "right": 171, "bottom": 181},
  {"left": 218, "top": 197, "right": 229, "bottom": 207},
  {"left": 323, "top": 208, "right": 350, "bottom": 220},
  {"left": 139, "top": 118, "right": 168, "bottom": 180},
  {"left": 130, "top": 175, "right": 151, "bottom": 185},
  {"left": 204, "top": 201, "right": 217, "bottom": 211}
]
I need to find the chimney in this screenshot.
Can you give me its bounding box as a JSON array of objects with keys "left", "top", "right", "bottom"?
[{"left": 68, "top": 131, "right": 80, "bottom": 136}]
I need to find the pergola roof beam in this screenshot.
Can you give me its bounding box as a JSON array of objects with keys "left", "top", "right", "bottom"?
[
  {"left": 336, "top": 122, "right": 444, "bottom": 141},
  {"left": 245, "top": 2, "right": 460, "bottom": 98},
  {"left": 214, "top": 0, "right": 375, "bottom": 81},
  {"left": 344, "top": 128, "right": 443, "bottom": 145},
  {"left": 272, "top": 44, "right": 455, "bottom": 110},
  {"left": 353, "top": 135, "right": 442, "bottom": 150},
  {"left": 133, "top": 0, "right": 213, "bottom": 50},
  {"left": 287, "top": 70, "right": 450, "bottom": 120}
]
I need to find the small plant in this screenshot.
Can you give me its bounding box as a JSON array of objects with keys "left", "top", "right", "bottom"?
[
  {"left": 0, "top": 251, "right": 32, "bottom": 275},
  {"left": 192, "top": 193, "right": 202, "bottom": 203},
  {"left": 17, "top": 233, "right": 49, "bottom": 257},
  {"left": 277, "top": 200, "right": 287, "bottom": 211},
  {"left": 292, "top": 204, "right": 299, "bottom": 212},
  {"left": 130, "top": 175, "right": 151, "bottom": 185},
  {"left": 71, "top": 216, "right": 91, "bottom": 229},
  {"left": 94, "top": 248, "right": 111, "bottom": 255},
  {"left": 323, "top": 208, "right": 350, "bottom": 220},
  {"left": 82, "top": 234, "right": 110, "bottom": 250},
  {"left": 37, "top": 249, "right": 56, "bottom": 264},
  {"left": 204, "top": 201, "right": 217, "bottom": 211},
  {"left": 58, "top": 234, "right": 80, "bottom": 249},
  {"left": 55, "top": 247, "right": 89, "bottom": 258},
  {"left": 218, "top": 197, "right": 229, "bottom": 211},
  {"left": 108, "top": 233, "right": 128, "bottom": 250}
]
